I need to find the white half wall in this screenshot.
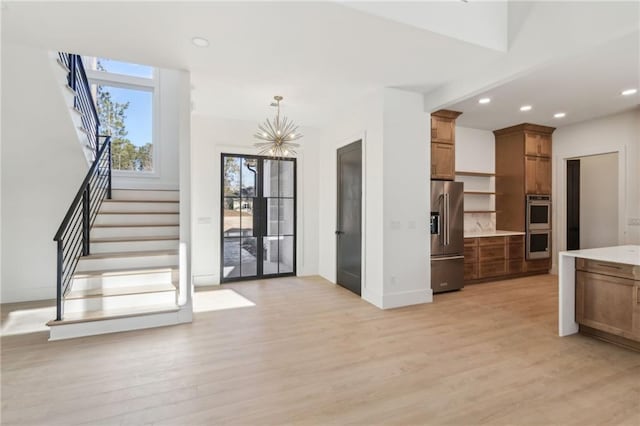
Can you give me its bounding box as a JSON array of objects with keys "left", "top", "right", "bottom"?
[
  {"left": 579, "top": 153, "right": 619, "bottom": 249},
  {"left": 553, "top": 108, "right": 640, "bottom": 272},
  {"left": 1, "top": 44, "right": 89, "bottom": 302},
  {"left": 112, "top": 68, "right": 182, "bottom": 190},
  {"left": 190, "top": 115, "right": 320, "bottom": 286}
]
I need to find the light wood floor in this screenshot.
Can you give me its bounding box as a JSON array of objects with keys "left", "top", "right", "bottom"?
[{"left": 2, "top": 275, "right": 639, "bottom": 425}]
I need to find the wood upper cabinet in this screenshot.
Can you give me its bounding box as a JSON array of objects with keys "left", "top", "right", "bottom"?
[
  {"left": 431, "top": 143, "right": 455, "bottom": 180},
  {"left": 431, "top": 116, "right": 455, "bottom": 144},
  {"left": 430, "top": 110, "right": 462, "bottom": 180},
  {"left": 495, "top": 123, "right": 555, "bottom": 233},
  {"left": 524, "top": 133, "right": 552, "bottom": 158},
  {"left": 524, "top": 156, "right": 551, "bottom": 195}
]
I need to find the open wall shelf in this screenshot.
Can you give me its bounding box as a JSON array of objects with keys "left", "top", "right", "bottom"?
[
  {"left": 455, "top": 171, "right": 495, "bottom": 177},
  {"left": 464, "top": 210, "right": 497, "bottom": 214},
  {"left": 464, "top": 191, "right": 496, "bottom": 195}
]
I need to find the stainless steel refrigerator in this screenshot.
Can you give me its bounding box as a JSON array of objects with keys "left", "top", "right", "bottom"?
[{"left": 430, "top": 181, "right": 464, "bottom": 293}]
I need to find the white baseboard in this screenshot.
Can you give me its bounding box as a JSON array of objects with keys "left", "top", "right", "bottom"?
[
  {"left": 362, "top": 288, "right": 383, "bottom": 308},
  {"left": 381, "top": 288, "right": 431, "bottom": 309},
  {"left": 193, "top": 274, "right": 219, "bottom": 286}
]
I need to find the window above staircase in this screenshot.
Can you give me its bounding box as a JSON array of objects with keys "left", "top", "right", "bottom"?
[{"left": 84, "top": 56, "right": 158, "bottom": 174}]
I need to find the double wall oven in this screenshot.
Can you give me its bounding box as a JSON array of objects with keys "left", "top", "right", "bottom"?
[{"left": 526, "top": 194, "right": 551, "bottom": 259}]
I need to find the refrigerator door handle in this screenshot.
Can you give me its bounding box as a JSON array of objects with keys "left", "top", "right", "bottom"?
[
  {"left": 431, "top": 255, "right": 465, "bottom": 261},
  {"left": 438, "top": 194, "right": 444, "bottom": 246},
  {"left": 444, "top": 192, "right": 450, "bottom": 246}
]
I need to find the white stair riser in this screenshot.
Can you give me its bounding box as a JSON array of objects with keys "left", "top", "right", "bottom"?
[
  {"left": 49, "top": 309, "right": 187, "bottom": 341},
  {"left": 111, "top": 190, "right": 179, "bottom": 201},
  {"left": 64, "top": 290, "right": 177, "bottom": 314},
  {"left": 91, "top": 226, "right": 179, "bottom": 239},
  {"left": 91, "top": 239, "right": 179, "bottom": 254},
  {"left": 76, "top": 254, "right": 178, "bottom": 272},
  {"left": 71, "top": 270, "right": 178, "bottom": 291},
  {"left": 100, "top": 201, "right": 179, "bottom": 213},
  {"left": 94, "top": 213, "right": 179, "bottom": 226}
]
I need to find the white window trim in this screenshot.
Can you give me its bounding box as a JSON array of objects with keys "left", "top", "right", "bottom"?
[{"left": 87, "top": 67, "right": 161, "bottom": 178}]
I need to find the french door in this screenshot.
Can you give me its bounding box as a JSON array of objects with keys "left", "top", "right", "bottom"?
[{"left": 221, "top": 154, "right": 296, "bottom": 282}]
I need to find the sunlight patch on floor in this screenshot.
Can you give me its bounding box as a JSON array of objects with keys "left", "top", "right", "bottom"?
[
  {"left": 1, "top": 307, "right": 54, "bottom": 336},
  {"left": 193, "top": 289, "right": 256, "bottom": 313}
]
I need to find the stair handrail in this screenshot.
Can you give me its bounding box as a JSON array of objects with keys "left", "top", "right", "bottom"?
[
  {"left": 53, "top": 135, "right": 112, "bottom": 321},
  {"left": 58, "top": 52, "right": 100, "bottom": 158}
]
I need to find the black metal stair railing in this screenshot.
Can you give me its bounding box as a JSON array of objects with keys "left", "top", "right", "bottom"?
[
  {"left": 58, "top": 53, "right": 100, "bottom": 159},
  {"left": 54, "top": 53, "right": 111, "bottom": 321}
]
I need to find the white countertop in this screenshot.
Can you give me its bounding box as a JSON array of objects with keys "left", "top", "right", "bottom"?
[
  {"left": 464, "top": 230, "right": 526, "bottom": 238},
  {"left": 559, "top": 245, "right": 640, "bottom": 266}
]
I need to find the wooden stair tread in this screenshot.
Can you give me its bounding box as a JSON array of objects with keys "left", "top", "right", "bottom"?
[
  {"left": 91, "top": 236, "right": 179, "bottom": 243},
  {"left": 92, "top": 223, "right": 179, "bottom": 228},
  {"left": 73, "top": 266, "right": 178, "bottom": 278},
  {"left": 47, "top": 304, "right": 180, "bottom": 326},
  {"left": 81, "top": 249, "right": 178, "bottom": 260},
  {"left": 66, "top": 283, "right": 177, "bottom": 300}
]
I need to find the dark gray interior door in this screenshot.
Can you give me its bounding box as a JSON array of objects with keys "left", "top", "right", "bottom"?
[
  {"left": 567, "top": 159, "right": 580, "bottom": 250},
  {"left": 336, "top": 140, "right": 362, "bottom": 296}
]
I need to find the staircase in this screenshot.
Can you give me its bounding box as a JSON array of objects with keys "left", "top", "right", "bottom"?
[
  {"left": 47, "top": 189, "right": 184, "bottom": 340},
  {"left": 47, "top": 53, "right": 189, "bottom": 340}
]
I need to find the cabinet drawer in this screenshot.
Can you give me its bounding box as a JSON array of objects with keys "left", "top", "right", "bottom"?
[
  {"left": 479, "top": 260, "right": 507, "bottom": 278},
  {"left": 464, "top": 261, "right": 478, "bottom": 281},
  {"left": 525, "top": 258, "right": 550, "bottom": 272},
  {"left": 478, "top": 237, "right": 506, "bottom": 246},
  {"left": 508, "top": 242, "right": 524, "bottom": 260},
  {"left": 508, "top": 235, "right": 524, "bottom": 245},
  {"left": 464, "top": 244, "right": 478, "bottom": 260},
  {"left": 576, "top": 258, "right": 640, "bottom": 281},
  {"left": 464, "top": 238, "right": 478, "bottom": 247},
  {"left": 508, "top": 259, "right": 523, "bottom": 274},
  {"left": 479, "top": 245, "right": 506, "bottom": 261}
]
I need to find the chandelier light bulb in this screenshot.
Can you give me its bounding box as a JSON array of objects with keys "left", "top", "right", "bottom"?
[{"left": 253, "top": 95, "right": 303, "bottom": 157}]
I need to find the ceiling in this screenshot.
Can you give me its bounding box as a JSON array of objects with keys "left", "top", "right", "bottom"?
[
  {"left": 448, "top": 32, "right": 640, "bottom": 131},
  {"left": 3, "top": 2, "right": 638, "bottom": 129},
  {"left": 1, "top": 1, "right": 503, "bottom": 125}
]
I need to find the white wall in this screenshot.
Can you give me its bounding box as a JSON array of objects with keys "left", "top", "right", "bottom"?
[
  {"left": 318, "top": 89, "right": 385, "bottom": 306},
  {"left": 381, "top": 89, "right": 430, "bottom": 308},
  {"left": 190, "top": 115, "right": 320, "bottom": 285},
  {"left": 455, "top": 126, "right": 495, "bottom": 173},
  {"left": 579, "top": 153, "right": 619, "bottom": 249},
  {"left": 455, "top": 126, "right": 496, "bottom": 233},
  {"left": 112, "top": 68, "right": 181, "bottom": 190},
  {"left": 553, "top": 108, "right": 640, "bottom": 271},
  {"left": 318, "top": 88, "right": 429, "bottom": 309},
  {"left": 1, "top": 44, "right": 89, "bottom": 302}
]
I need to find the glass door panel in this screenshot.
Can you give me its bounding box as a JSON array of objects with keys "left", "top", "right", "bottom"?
[{"left": 221, "top": 155, "right": 296, "bottom": 282}]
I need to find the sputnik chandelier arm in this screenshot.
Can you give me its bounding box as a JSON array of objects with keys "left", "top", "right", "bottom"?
[{"left": 254, "top": 95, "right": 303, "bottom": 157}]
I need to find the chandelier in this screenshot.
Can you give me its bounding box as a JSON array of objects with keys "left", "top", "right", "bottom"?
[{"left": 254, "top": 95, "right": 303, "bottom": 157}]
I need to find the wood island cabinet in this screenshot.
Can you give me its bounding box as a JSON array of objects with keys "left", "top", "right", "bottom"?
[
  {"left": 430, "top": 110, "right": 462, "bottom": 181},
  {"left": 575, "top": 258, "right": 640, "bottom": 349}
]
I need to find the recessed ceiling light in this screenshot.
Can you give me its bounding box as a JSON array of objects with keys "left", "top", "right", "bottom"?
[
  {"left": 554, "top": 112, "right": 566, "bottom": 118},
  {"left": 478, "top": 98, "right": 491, "bottom": 104},
  {"left": 191, "top": 37, "right": 209, "bottom": 48},
  {"left": 520, "top": 105, "right": 532, "bottom": 112},
  {"left": 621, "top": 88, "right": 637, "bottom": 96}
]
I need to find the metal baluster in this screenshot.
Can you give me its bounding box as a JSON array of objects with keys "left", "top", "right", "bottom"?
[
  {"left": 56, "top": 240, "right": 63, "bottom": 321},
  {"left": 82, "top": 183, "right": 90, "bottom": 256}
]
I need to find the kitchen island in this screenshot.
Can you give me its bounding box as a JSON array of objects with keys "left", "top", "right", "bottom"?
[{"left": 558, "top": 245, "right": 640, "bottom": 346}]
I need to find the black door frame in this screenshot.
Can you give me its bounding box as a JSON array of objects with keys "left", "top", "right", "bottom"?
[
  {"left": 220, "top": 153, "right": 297, "bottom": 283},
  {"left": 566, "top": 159, "right": 580, "bottom": 250},
  {"left": 336, "top": 140, "right": 363, "bottom": 296}
]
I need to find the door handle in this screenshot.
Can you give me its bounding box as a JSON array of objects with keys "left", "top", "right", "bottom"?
[{"left": 335, "top": 230, "right": 344, "bottom": 235}]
